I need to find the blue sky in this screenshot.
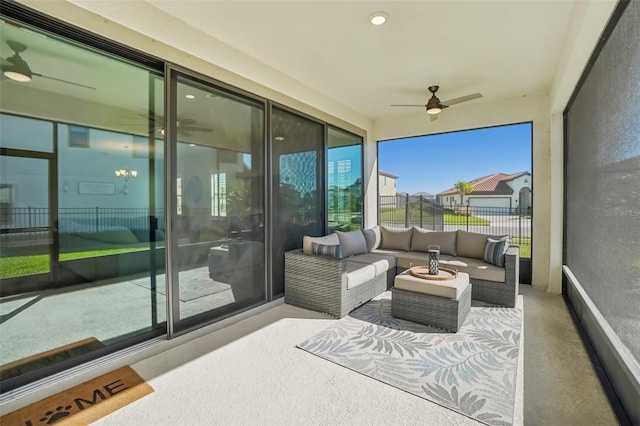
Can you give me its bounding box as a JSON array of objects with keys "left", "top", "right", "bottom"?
[{"left": 378, "top": 123, "right": 532, "bottom": 195}]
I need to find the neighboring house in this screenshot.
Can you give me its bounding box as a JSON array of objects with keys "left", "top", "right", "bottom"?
[
  {"left": 437, "top": 172, "right": 532, "bottom": 211},
  {"left": 412, "top": 191, "right": 435, "bottom": 200},
  {"left": 378, "top": 170, "right": 398, "bottom": 196}
]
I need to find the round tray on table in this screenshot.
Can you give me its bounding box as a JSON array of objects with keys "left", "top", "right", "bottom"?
[{"left": 409, "top": 266, "right": 457, "bottom": 281}]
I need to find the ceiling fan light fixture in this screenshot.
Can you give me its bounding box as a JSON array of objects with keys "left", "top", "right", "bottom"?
[
  {"left": 368, "top": 11, "right": 388, "bottom": 25},
  {"left": 3, "top": 54, "right": 32, "bottom": 82},
  {"left": 115, "top": 146, "right": 138, "bottom": 181},
  {"left": 3, "top": 69, "right": 31, "bottom": 82},
  {"left": 426, "top": 97, "right": 443, "bottom": 115}
]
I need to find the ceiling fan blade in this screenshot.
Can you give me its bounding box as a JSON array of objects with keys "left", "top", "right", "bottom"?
[
  {"left": 32, "top": 72, "right": 96, "bottom": 90},
  {"left": 183, "top": 126, "right": 213, "bottom": 132},
  {"left": 443, "top": 93, "right": 483, "bottom": 106},
  {"left": 390, "top": 104, "right": 425, "bottom": 107}
]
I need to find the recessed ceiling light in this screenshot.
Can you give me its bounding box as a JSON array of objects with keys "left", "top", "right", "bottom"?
[
  {"left": 185, "top": 94, "right": 195, "bottom": 99},
  {"left": 189, "top": 143, "right": 196, "bottom": 147},
  {"left": 274, "top": 135, "right": 286, "bottom": 141},
  {"left": 369, "top": 11, "right": 388, "bottom": 26}
]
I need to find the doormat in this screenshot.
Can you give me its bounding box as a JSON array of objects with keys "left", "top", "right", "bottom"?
[
  {"left": 0, "top": 337, "right": 105, "bottom": 381},
  {"left": 0, "top": 366, "right": 153, "bottom": 425}
]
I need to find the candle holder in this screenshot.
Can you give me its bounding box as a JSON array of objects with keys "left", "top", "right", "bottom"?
[{"left": 428, "top": 245, "right": 440, "bottom": 275}]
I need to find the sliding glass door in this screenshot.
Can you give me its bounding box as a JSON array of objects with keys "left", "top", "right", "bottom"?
[
  {"left": 327, "top": 127, "right": 363, "bottom": 232},
  {"left": 168, "top": 69, "right": 266, "bottom": 333},
  {"left": 0, "top": 18, "right": 166, "bottom": 391},
  {"left": 1, "top": 2, "right": 365, "bottom": 392},
  {"left": 270, "top": 107, "right": 324, "bottom": 296}
]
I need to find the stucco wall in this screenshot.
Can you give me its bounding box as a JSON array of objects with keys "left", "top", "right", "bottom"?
[{"left": 378, "top": 175, "right": 396, "bottom": 196}]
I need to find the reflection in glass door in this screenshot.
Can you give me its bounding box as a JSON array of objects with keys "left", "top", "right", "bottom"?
[
  {"left": 271, "top": 108, "right": 324, "bottom": 296},
  {"left": 0, "top": 154, "right": 51, "bottom": 282},
  {"left": 0, "top": 12, "right": 167, "bottom": 391},
  {"left": 170, "top": 71, "right": 266, "bottom": 332},
  {"left": 327, "top": 127, "right": 363, "bottom": 233}
]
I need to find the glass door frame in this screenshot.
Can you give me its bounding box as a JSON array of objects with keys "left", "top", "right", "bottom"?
[
  {"left": 164, "top": 63, "right": 270, "bottom": 338},
  {"left": 0, "top": 145, "right": 56, "bottom": 292},
  {"left": 267, "top": 102, "right": 327, "bottom": 297}
]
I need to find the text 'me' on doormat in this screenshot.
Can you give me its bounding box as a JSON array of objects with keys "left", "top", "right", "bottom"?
[{"left": 1, "top": 365, "right": 153, "bottom": 425}]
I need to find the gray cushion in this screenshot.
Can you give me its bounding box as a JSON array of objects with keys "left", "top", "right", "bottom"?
[
  {"left": 348, "top": 252, "right": 396, "bottom": 275},
  {"left": 303, "top": 233, "right": 339, "bottom": 254},
  {"left": 362, "top": 226, "right": 381, "bottom": 251},
  {"left": 441, "top": 256, "right": 506, "bottom": 282},
  {"left": 410, "top": 227, "right": 434, "bottom": 252},
  {"left": 336, "top": 230, "right": 368, "bottom": 258},
  {"left": 456, "top": 230, "right": 509, "bottom": 259},
  {"left": 483, "top": 237, "right": 509, "bottom": 267},
  {"left": 421, "top": 231, "right": 458, "bottom": 256},
  {"left": 380, "top": 226, "right": 413, "bottom": 251},
  {"left": 311, "top": 242, "right": 342, "bottom": 259}
]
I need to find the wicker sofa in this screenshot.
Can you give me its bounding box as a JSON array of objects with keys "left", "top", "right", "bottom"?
[{"left": 284, "top": 226, "right": 519, "bottom": 318}]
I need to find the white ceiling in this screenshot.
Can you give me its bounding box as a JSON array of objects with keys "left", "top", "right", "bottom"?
[
  {"left": 157, "top": 0, "right": 579, "bottom": 120},
  {"left": 66, "top": 0, "right": 577, "bottom": 121},
  {"left": 6, "top": 0, "right": 616, "bottom": 128}
]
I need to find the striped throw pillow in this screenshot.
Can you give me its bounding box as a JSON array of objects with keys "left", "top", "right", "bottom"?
[
  {"left": 483, "top": 237, "right": 509, "bottom": 267},
  {"left": 312, "top": 242, "right": 342, "bottom": 259}
]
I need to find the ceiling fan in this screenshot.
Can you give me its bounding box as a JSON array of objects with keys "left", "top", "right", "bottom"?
[
  {"left": 164, "top": 118, "right": 213, "bottom": 137},
  {"left": 124, "top": 114, "right": 214, "bottom": 137},
  {"left": 1, "top": 40, "right": 96, "bottom": 89},
  {"left": 391, "top": 86, "right": 483, "bottom": 121}
]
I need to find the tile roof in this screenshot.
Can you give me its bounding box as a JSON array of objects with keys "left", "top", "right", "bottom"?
[
  {"left": 379, "top": 170, "right": 398, "bottom": 179},
  {"left": 437, "top": 171, "right": 530, "bottom": 196},
  {"left": 412, "top": 191, "right": 435, "bottom": 197}
]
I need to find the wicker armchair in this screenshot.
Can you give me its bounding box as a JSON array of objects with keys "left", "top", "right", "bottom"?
[
  {"left": 470, "top": 245, "right": 519, "bottom": 307},
  {"left": 284, "top": 249, "right": 387, "bottom": 318}
]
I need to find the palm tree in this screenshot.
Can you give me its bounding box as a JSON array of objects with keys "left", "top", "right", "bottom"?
[{"left": 454, "top": 181, "right": 473, "bottom": 206}]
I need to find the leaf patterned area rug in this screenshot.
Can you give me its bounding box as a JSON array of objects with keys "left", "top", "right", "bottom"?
[{"left": 297, "top": 292, "right": 523, "bottom": 426}]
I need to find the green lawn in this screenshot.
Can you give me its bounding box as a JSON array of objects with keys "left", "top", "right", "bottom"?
[
  {"left": 380, "top": 207, "right": 490, "bottom": 226},
  {"left": 443, "top": 213, "right": 490, "bottom": 226},
  {"left": 0, "top": 247, "right": 148, "bottom": 279},
  {"left": 511, "top": 236, "right": 531, "bottom": 259}
]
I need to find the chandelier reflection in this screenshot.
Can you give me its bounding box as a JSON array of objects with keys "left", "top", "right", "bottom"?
[{"left": 115, "top": 145, "right": 138, "bottom": 181}]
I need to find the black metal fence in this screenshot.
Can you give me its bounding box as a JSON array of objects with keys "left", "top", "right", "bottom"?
[
  {"left": 379, "top": 195, "right": 444, "bottom": 230},
  {"left": 2, "top": 207, "right": 165, "bottom": 233},
  {"left": 379, "top": 195, "right": 532, "bottom": 257}
]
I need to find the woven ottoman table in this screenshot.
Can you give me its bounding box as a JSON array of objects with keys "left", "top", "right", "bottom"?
[{"left": 391, "top": 268, "right": 471, "bottom": 332}]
